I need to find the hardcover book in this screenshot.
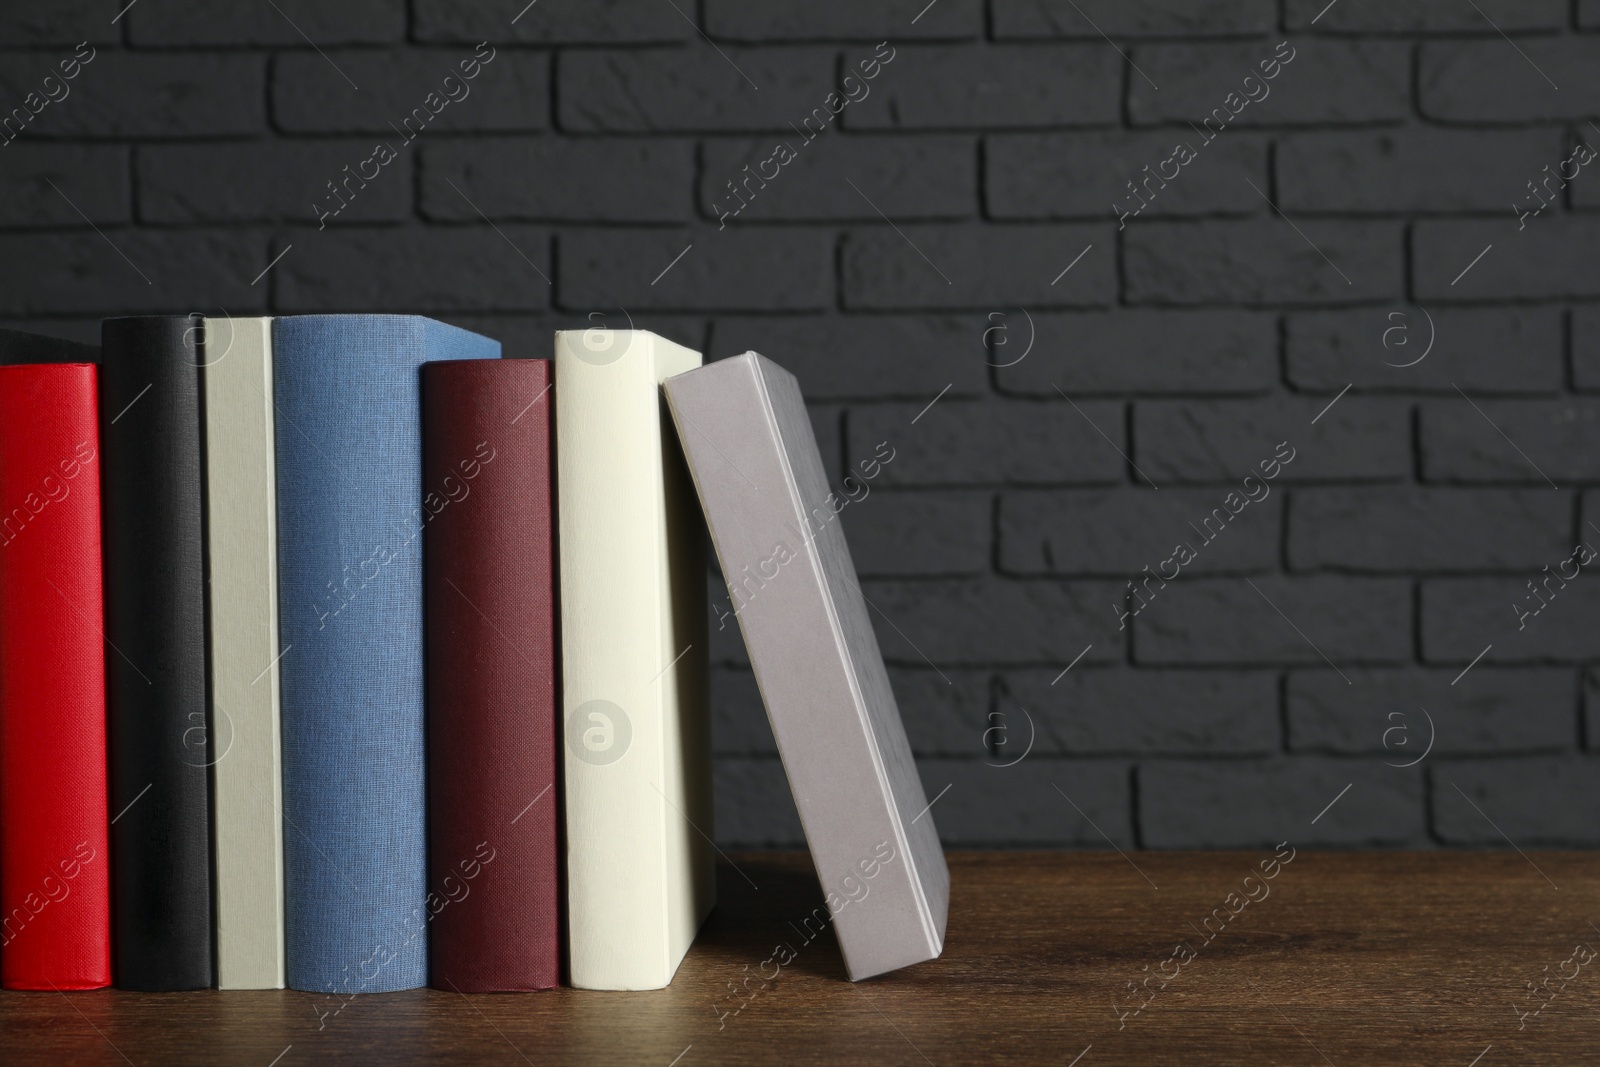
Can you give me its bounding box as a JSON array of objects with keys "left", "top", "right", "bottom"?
[
  {"left": 663, "top": 351, "right": 949, "bottom": 981},
  {"left": 423, "top": 358, "right": 558, "bottom": 992},
  {"left": 0, "top": 358, "right": 110, "bottom": 990},
  {"left": 274, "top": 315, "right": 499, "bottom": 995},
  {"left": 99, "top": 316, "right": 214, "bottom": 990},
  {"left": 202, "top": 315, "right": 286, "bottom": 989},
  {"left": 555, "top": 329, "right": 713, "bottom": 990}
]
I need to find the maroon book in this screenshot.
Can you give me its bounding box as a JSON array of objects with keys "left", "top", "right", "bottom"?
[{"left": 423, "top": 358, "right": 558, "bottom": 991}]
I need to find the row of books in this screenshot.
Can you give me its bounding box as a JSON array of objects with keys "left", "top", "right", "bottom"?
[{"left": 0, "top": 317, "right": 947, "bottom": 995}]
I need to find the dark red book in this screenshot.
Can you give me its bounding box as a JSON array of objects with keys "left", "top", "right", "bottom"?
[
  {"left": 423, "top": 358, "right": 558, "bottom": 991},
  {"left": 0, "top": 362, "right": 111, "bottom": 990}
]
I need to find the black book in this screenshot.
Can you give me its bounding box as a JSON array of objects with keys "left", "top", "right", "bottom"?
[{"left": 100, "top": 316, "right": 214, "bottom": 990}]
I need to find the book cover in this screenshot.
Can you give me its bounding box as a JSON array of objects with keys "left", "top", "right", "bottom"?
[
  {"left": 0, "top": 359, "right": 110, "bottom": 990},
  {"left": 663, "top": 351, "right": 949, "bottom": 981},
  {"left": 274, "top": 316, "right": 499, "bottom": 995},
  {"left": 555, "top": 329, "right": 713, "bottom": 991},
  {"left": 423, "top": 358, "right": 558, "bottom": 993},
  {"left": 99, "top": 316, "right": 214, "bottom": 991},
  {"left": 202, "top": 315, "right": 286, "bottom": 989}
]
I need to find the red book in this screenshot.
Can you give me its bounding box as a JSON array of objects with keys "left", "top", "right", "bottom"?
[
  {"left": 423, "top": 358, "right": 558, "bottom": 991},
  {"left": 0, "top": 363, "right": 111, "bottom": 990}
]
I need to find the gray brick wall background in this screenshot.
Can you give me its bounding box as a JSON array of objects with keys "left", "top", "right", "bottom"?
[{"left": 3, "top": 0, "right": 1597, "bottom": 850}]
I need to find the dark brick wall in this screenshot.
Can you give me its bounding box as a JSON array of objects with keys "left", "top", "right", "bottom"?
[{"left": 4, "top": 1, "right": 1598, "bottom": 850}]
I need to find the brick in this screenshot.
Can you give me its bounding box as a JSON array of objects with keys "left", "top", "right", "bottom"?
[
  {"left": 557, "top": 47, "right": 834, "bottom": 133},
  {"left": 994, "top": 0, "right": 1275, "bottom": 38},
  {"left": 1421, "top": 41, "right": 1600, "bottom": 122},
  {"left": 999, "top": 489, "right": 1281, "bottom": 576},
  {"left": 422, "top": 139, "right": 692, "bottom": 223},
  {"left": 843, "top": 45, "right": 1120, "bottom": 130},
  {"left": 987, "top": 131, "right": 1265, "bottom": 220},
  {"left": 1287, "top": 308, "right": 1563, "bottom": 395},
  {"left": 558, "top": 229, "right": 831, "bottom": 311},
  {"left": 1000, "top": 668, "right": 1279, "bottom": 755},
  {"left": 0, "top": 144, "right": 128, "bottom": 227},
  {"left": 845, "top": 490, "right": 991, "bottom": 577},
  {"left": 1574, "top": 310, "right": 1600, "bottom": 390},
  {"left": 1135, "top": 399, "right": 1410, "bottom": 483},
  {"left": 128, "top": 0, "right": 405, "bottom": 45},
  {"left": 1414, "top": 220, "right": 1600, "bottom": 301},
  {"left": 0, "top": 319, "right": 102, "bottom": 346},
  {"left": 0, "top": 229, "right": 270, "bottom": 315},
  {"left": 715, "top": 757, "right": 804, "bottom": 847},
  {"left": 846, "top": 399, "right": 1125, "bottom": 487},
  {"left": 435, "top": 313, "right": 705, "bottom": 361},
  {"left": 1436, "top": 758, "right": 1600, "bottom": 845},
  {"left": 707, "top": 315, "right": 988, "bottom": 401},
  {"left": 1584, "top": 0, "right": 1600, "bottom": 28},
  {"left": 273, "top": 227, "right": 551, "bottom": 312},
  {"left": 0, "top": 52, "right": 264, "bottom": 138},
  {"left": 1288, "top": 668, "right": 1577, "bottom": 755},
  {"left": 919, "top": 758, "right": 1132, "bottom": 847},
  {"left": 414, "top": 0, "right": 689, "bottom": 43},
  {"left": 1129, "top": 40, "right": 1409, "bottom": 127},
  {"left": 860, "top": 579, "right": 1126, "bottom": 666},
  {"left": 1422, "top": 575, "right": 1600, "bottom": 664},
  {"left": 700, "top": 135, "right": 975, "bottom": 223},
  {"left": 705, "top": 0, "right": 982, "bottom": 40},
  {"left": 842, "top": 224, "right": 1115, "bottom": 310},
  {"left": 712, "top": 667, "right": 775, "bottom": 755},
  {"left": 1286, "top": 0, "right": 1566, "bottom": 32},
  {"left": 1141, "top": 759, "right": 1426, "bottom": 847},
  {"left": 891, "top": 668, "right": 993, "bottom": 756},
  {"left": 1278, "top": 129, "right": 1561, "bottom": 214},
  {"left": 273, "top": 49, "right": 546, "bottom": 134},
  {"left": 138, "top": 141, "right": 411, "bottom": 225},
  {"left": 1133, "top": 576, "right": 1412, "bottom": 666},
  {"left": 1585, "top": 669, "right": 1600, "bottom": 750},
  {"left": 1420, "top": 399, "right": 1600, "bottom": 484},
  {"left": 998, "top": 311, "right": 1276, "bottom": 396},
  {"left": 1289, "top": 488, "right": 1572, "bottom": 572},
  {"left": 1125, "top": 220, "right": 1402, "bottom": 306},
  {"left": 0, "top": 2, "right": 119, "bottom": 44}
]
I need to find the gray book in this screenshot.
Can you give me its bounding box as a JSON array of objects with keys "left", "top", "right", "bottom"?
[{"left": 664, "top": 351, "right": 948, "bottom": 981}]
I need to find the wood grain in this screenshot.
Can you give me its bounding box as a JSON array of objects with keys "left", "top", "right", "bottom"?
[{"left": 2, "top": 850, "right": 1596, "bottom": 1065}]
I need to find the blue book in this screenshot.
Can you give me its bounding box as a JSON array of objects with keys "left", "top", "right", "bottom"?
[{"left": 273, "top": 316, "right": 499, "bottom": 994}]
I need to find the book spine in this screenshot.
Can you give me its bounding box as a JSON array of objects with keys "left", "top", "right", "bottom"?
[
  {"left": 203, "top": 317, "right": 286, "bottom": 989},
  {"left": 99, "top": 316, "right": 214, "bottom": 990},
  {"left": 273, "top": 316, "right": 498, "bottom": 996},
  {"left": 0, "top": 363, "right": 111, "bottom": 990},
  {"left": 555, "top": 331, "right": 713, "bottom": 991},
  {"left": 423, "top": 358, "right": 558, "bottom": 992}
]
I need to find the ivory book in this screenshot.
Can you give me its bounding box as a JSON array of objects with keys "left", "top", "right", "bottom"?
[
  {"left": 663, "top": 351, "right": 948, "bottom": 981},
  {"left": 202, "top": 315, "right": 286, "bottom": 989},
  {"left": 555, "top": 329, "right": 713, "bottom": 990}
]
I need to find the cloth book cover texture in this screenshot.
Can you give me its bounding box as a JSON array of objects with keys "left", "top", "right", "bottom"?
[
  {"left": 0, "top": 360, "right": 110, "bottom": 990},
  {"left": 274, "top": 316, "right": 499, "bottom": 994},
  {"left": 555, "top": 329, "right": 714, "bottom": 990},
  {"left": 423, "top": 358, "right": 558, "bottom": 993},
  {"left": 664, "top": 352, "right": 949, "bottom": 981},
  {"left": 203, "top": 316, "right": 286, "bottom": 989},
  {"left": 99, "top": 316, "right": 214, "bottom": 991}
]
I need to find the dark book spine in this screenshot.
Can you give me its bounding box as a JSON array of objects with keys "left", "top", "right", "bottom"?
[
  {"left": 99, "top": 316, "right": 214, "bottom": 990},
  {"left": 424, "top": 358, "right": 559, "bottom": 992}
]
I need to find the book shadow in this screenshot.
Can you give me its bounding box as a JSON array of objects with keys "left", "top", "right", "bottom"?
[{"left": 708, "top": 854, "right": 849, "bottom": 982}]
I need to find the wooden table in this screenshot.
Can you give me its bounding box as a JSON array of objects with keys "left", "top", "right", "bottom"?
[{"left": 3, "top": 850, "right": 1597, "bottom": 1065}]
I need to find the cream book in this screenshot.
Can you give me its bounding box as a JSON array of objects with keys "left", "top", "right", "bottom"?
[
  {"left": 202, "top": 315, "right": 287, "bottom": 989},
  {"left": 555, "top": 329, "right": 714, "bottom": 990}
]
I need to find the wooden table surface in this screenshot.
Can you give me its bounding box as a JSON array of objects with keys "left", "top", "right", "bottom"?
[{"left": 3, "top": 849, "right": 1597, "bottom": 1065}]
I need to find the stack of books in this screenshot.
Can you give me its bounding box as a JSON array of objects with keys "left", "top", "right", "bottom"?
[{"left": 0, "top": 316, "right": 947, "bottom": 994}]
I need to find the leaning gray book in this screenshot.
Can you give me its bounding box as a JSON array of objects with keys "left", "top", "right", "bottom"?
[{"left": 663, "top": 351, "right": 948, "bottom": 981}]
